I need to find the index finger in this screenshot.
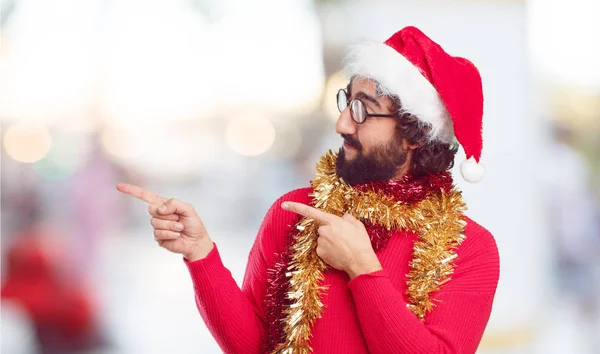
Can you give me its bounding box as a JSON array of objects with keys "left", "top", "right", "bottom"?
[
  {"left": 281, "top": 202, "right": 334, "bottom": 224},
  {"left": 116, "top": 183, "right": 167, "bottom": 204}
]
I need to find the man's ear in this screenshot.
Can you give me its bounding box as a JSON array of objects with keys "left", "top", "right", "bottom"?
[{"left": 402, "top": 138, "right": 420, "bottom": 150}]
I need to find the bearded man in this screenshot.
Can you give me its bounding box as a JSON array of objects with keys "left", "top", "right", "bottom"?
[{"left": 118, "top": 26, "right": 499, "bottom": 354}]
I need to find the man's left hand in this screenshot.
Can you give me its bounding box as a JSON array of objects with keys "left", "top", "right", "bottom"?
[{"left": 281, "top": 201, "right": 383, "bottom": 279}]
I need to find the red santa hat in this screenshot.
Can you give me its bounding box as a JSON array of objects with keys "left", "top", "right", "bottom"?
[{"left": 344, "top": 26, "right": 485, "bottom": 183}]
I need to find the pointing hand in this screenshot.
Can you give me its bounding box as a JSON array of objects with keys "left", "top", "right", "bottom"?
[{"left": 117, "top": 183, "right": 214, "bottom": 261}]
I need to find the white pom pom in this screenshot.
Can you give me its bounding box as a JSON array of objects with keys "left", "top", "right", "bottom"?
[{"left": 460, "top": 157, "right": 485, "bottom": 183}]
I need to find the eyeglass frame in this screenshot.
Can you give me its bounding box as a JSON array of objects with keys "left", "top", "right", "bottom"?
[{"left": 336, "top": 88, "right": 398, "bottom": 124}]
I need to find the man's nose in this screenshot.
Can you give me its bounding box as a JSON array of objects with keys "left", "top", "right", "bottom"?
[{"left": 335, "top": 106, "right": 357, "bottom": 136}]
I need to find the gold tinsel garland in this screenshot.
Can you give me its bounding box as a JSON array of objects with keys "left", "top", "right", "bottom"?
[{"left": 273, "top": 151, "right": 466, "bottom": 353}]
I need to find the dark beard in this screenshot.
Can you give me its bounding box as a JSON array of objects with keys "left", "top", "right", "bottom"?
[{"left": 335, "top": 136, "right": 408, "bottom": 186}]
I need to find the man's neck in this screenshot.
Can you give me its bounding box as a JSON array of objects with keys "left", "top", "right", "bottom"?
[{"left": 392, "top": 155, "right": 413, "bottom": 180}]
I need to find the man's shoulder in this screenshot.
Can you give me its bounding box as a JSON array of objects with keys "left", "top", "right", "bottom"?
[
  {"left": 460, "top": 216, "right": 500, "bottom": 261},
  {"left": 273, "top": 187, "right": 314, "bottom": 206},
  {"left": 262, "top": 187, "right": 313, "bottom": 224},
  {"left": 450, "top": 217, "right": 500, "bottom": 290}
]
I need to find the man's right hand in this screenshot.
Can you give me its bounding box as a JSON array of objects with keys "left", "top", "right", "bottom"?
[{"left": 116, "top": 183, "right": 214, "bottom": 261}]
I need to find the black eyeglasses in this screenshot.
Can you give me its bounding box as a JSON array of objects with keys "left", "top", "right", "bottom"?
[{"left": 336, "top": 89, "right": 397, "bottom": 124}]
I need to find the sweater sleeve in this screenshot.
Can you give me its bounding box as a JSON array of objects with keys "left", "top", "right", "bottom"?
[
  {"left": 184, "top": 241, "right": 265, "bottom": 353},
  {"left": 348, "top": 219, "right": 500, "bottom": 354},
  {"left": 184, "top": 188, "right": 312, "bottom": 354}
]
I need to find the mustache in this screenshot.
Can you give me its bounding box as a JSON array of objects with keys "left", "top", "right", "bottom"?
[{"left": 341, "top": 134, "right": 362, "bottom": 150}]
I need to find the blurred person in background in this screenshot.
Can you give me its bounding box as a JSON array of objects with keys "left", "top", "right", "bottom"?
[
  {"left": 68, "top": 136, "right": 131, "bottom": 277},
  {"left": 543, "top": 122, "right": 600, "bottom": 350},
  {"left": 1, "top": 226, "right": 107, "bottom": 354},
  {"left": 118, "top": 26, "right": 499, "bottom": 353}
]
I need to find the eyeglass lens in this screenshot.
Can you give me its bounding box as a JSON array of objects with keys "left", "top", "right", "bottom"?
[{"left": 336, "top": 89, "right": 366, "bottom": 124}]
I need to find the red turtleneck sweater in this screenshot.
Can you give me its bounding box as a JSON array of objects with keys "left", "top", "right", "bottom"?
[{"left": 184, "top": 188, "right": 500, "bottom": 353}]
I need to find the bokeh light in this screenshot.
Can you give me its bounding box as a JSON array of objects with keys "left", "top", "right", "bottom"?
[
  {"left": 3, "top": 123, "right": 52, "bottom": 163},
  {"left": 100, "top": 124, "right": 148, "bottom": 160},
  {"left": 32, "top": 133, "right": 91, "bottom": 180},
  {"left": 225, "top": 114, "right": 276, "bottom": 156},
  {"left": 128, "top": 127, "right": 216, "bottom": 180}
]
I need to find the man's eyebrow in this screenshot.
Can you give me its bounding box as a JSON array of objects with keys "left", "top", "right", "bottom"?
[{"left": 355, "top": 91, "right": 381, "bottom": 108}]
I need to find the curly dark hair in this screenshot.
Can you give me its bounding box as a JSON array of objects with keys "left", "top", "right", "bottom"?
[{"left": 387, "top": 95, "right": 458, "bottom": 178}]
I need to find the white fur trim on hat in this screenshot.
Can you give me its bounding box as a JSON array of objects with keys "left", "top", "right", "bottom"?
[
  {"left": 460, "top": 157, "right": 485, "bottom": 183},
  {"left": 344, "top": 42, "right": 454, "bottom": 143}
]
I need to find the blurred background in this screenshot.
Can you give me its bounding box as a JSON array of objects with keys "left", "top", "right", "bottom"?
[{"left": 1, "top": 0, "right": 599, "bottom": 353}]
